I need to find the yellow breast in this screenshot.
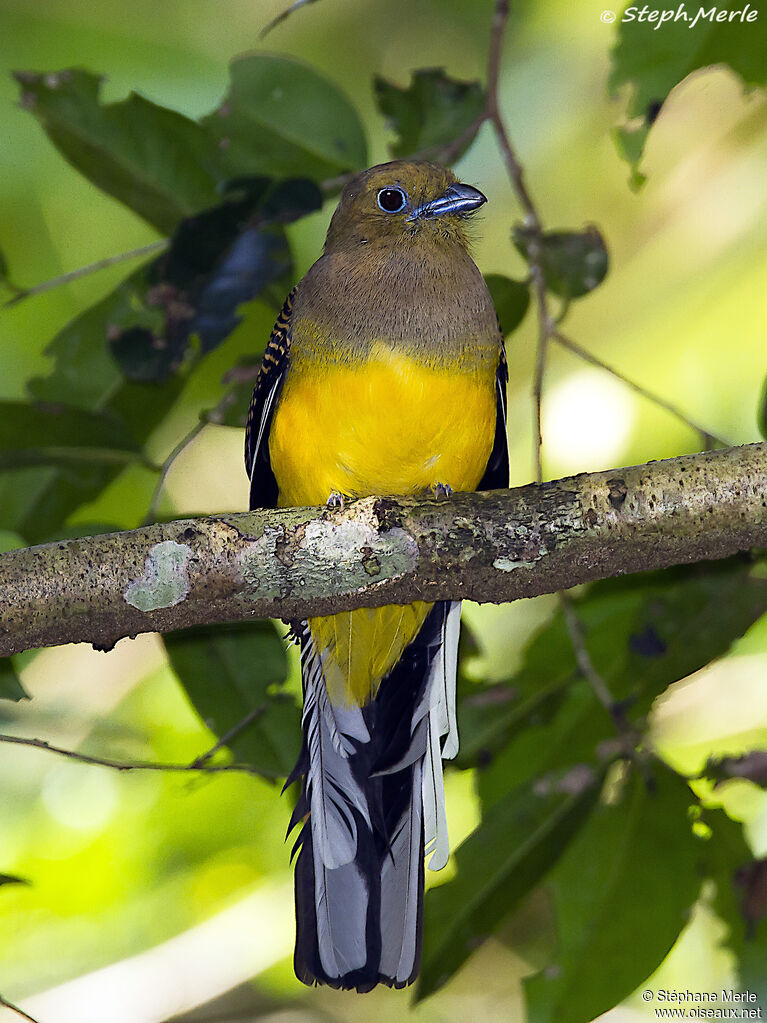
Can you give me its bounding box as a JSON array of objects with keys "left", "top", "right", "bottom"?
[
  {"left": 270, "top": 343, "right": 497, "bottom": 706},
  {"left": 270, "top": 342, "right": 496, "bottom": 507}
]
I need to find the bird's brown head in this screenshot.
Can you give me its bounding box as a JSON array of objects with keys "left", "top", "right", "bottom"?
[{"left": 324, "top": 160, "right": 486, "bottom": 253}]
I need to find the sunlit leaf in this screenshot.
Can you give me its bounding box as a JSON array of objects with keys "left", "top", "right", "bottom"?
[
  {"left": 202, "top": 54, "right": 367, "bottom": 181},
  {"left": 484, "top": 274, "right": 531, "bottom": 335},
  {"left": 164, "top": 620, "right": 301, "bottom": 779},
  {"left": 0, "top": 658, "right": 29, "bottom": 702},
  {"left": 374, "top": 68, "right": 485, "bottom": 160},
  {"left": 609, "top": 4, "right": 767, "bottom": 178},
  {"left": 524, "top": 763, "right": 703, "bottom": 1023},
  {"left": 417, "top": 767, "right": 602, "bottom": 999},
  {"left": 513, "top": 225, "right": 608, "bottom": 300},
  {"left": 14, "top": 69, "right": 223, "bottom": 234}
]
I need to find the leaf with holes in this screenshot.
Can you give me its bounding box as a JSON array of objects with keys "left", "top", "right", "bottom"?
[
  {"left": 609, "top": 5, "right": 767, "bottom": 181},
  {"left": 375, "top": 68, "right": 485, "bottom": 160},
  {"left": 15, "top": 69, "right": 224, "bottom": 234}
]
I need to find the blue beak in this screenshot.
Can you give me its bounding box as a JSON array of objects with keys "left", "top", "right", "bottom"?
[{"left": 407, "top": 183, "right": 487, "bottom": 221}]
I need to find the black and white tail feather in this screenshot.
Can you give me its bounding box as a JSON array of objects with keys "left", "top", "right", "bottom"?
[{"left": 289, "top": 602, "right": 461, "bottom": 991}]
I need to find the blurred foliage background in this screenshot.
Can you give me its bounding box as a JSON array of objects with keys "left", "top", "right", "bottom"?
[{"left": 1, "top": 0, "right": 767, "bottom": 1021}]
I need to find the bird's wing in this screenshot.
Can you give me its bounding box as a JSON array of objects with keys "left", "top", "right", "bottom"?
[
  {"left": 476, "top": 334, "right": 509, "bottom": 492},
  {"left": 245, "top": 287, "right": 295, "bottom": 509}
]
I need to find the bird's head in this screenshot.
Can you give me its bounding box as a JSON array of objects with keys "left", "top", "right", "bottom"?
[{"left": 324, "top": 160, "right": 487, "bottom": 253}]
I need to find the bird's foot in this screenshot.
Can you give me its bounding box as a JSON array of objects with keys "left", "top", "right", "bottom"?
[
  {"left": 431, "top": 481, "right": 453, "bottom": 501},
  {"left": 326, "top": 490, "right": 346, "bottom": 510}
]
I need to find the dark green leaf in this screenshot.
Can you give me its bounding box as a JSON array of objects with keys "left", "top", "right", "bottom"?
[
  {"left": 609, "top": 5, "right": 767, "bottom": 176},
  {"left": 476, "top": 684, "right": 611, "bottom": 814},
  {"left": 703, "top": 807, "right": 767, "bottom": 1000},
  {"left": 0, "top": 658, "right": 29, "bottom": 702},
  {"left": 202, "top": 54, "right": 367, "bottom": 181},
  {"left": 417, "top": 767, "right": 602, "bottom": 999},
  {"left": 0, "top": 400, "right": 142, "bottom": 470},
  {"left": 524, "top": 763, "right": 703, "bottom": 1023},
  {"left": 374, "top": 68, "right": 485, "bottom": 160},
  {"left": 484, "top": 274, "right": 530, "bottom": 336},
  {"left": 15, "top": 69, "right": 223, "bottom": 234},
  {"left": 0, "top": 873, "right": 29, "bottom": 888},
  {"left": 460, "top": 559, "right": 767, "bottom": 775},
  {"left": 108, "top": 326, "right": 189, "bottom": 384},
  {"left": 513, "top": 225, "right": 608, "bottom": 300},
  {"left": 13, "top": 262, "right": 184, "bottom": 542},
  {"left": 164, "top": 620, "right": 300, "bottom": 779},
  {"left": 109, "top": 179, "right": 309, "bottom": 379},
  {"left": 758, "top": 373, "right": 767, "bottom": 440}
]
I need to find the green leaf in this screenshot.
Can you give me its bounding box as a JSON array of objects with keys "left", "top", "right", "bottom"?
[
  {"left": 484, "top": 274, "right": 530, "bottom": 336},
  {"left": 374, "top": 68, "right": 485, "bottom": 161},
  {"left": 202, "top": 54, "right": 367, "bottom": 181},
  {"left": 164, "top": 620, "right": 301, "bottom": 780},
  {"left": 703, "top": 807, "right": 767, "bottom": 1001},
  {"left": 524, "top": 763, "right": 703, "bottom": 1023},
  {"left": 0, "top": 658, "right": 29, "bottom": 702},
  {"left": 460, "top": 559, "right": 767, "bottom": 777},
  {"left": 12, "top": 264, "right": 185, "bottom": 543},
  {"left": 513, "top": 225, "right": 609, "bottom": 300},
  {"left": 417, "top": 767, "right": 602, "bottom": 999},
  {"left": 0, "top": 400, "right": 142, "bottom": 470},
  {"left": 15, "top": 69, "right": 223, "bottom": 234},
  {"left": 609, "top": 4, "right": 767, "bottom": 177}
]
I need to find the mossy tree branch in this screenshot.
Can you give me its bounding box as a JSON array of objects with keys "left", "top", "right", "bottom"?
[{"left": 1, "top": 443, "right": 766, "bottom": 658}]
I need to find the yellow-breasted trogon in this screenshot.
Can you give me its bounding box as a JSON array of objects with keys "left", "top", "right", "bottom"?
[{"left": 245, "top": 161, "right": 508, "bottom": 992}]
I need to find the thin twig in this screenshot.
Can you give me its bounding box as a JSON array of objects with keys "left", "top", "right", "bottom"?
[
  {"left": 485, "top": 1, "right": 623, "bottom": 720},
  {"left": 552, "top": 328, "right": 731, "bottom": 449},
  {"left": 143, "top": 418, "right": 207, "bottom": 525},
  {"left": 260, "top": 0, "right": 323, "bottom": 38},
  {"left": 0, "top": 732, "right": 277, "bottom": 780},
  {"left": 2, "top": 240, "right": 168, "bottom": 310},
  {"left": 190, "top": 704, "right": 266, "bottom": 768},
  {"left": 485, "top": 0, "right": 553, "bottom": 481},
  {"left": 559, "top": 594, "right": 621, "bottom": 722},
  {"left": 0, "top": 994, "right": 41, "bottom": 1023}
]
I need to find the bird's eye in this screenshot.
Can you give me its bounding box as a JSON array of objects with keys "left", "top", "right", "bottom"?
[{"left": 377, "top": 187, "right": 407, "bottom": 213}]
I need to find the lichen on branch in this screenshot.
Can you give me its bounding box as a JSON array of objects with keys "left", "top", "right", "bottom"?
[{"left": 1, "top": 443, "right": 766, "bottom": 658}]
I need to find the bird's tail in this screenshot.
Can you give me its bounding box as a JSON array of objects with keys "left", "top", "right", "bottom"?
[{"left": 289, "top": 601, "right": 461, "bottom": 992}]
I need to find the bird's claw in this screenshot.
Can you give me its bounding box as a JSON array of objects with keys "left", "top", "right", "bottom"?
[
  {"left": 431, "top": 482, "right": 453, "bottom": 501},
  {"left": 326, "top": 491, "right": 346, "bottom": 510}
]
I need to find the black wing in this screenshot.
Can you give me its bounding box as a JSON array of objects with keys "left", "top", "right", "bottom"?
[
  {"left": 244, "top": 288, "right": 295, "bottom": 510},
  {"left": 476, "top": 336, "right": 509, "bottom": 491}
]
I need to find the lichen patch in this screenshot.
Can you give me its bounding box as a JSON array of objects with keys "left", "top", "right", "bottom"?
[{"left": 125, "top": 540, "right": 192, "bottom": 612}]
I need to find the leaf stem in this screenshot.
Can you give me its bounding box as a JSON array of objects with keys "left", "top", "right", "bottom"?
[
  {"left": 2, "top": 240, "right": 167, "bottom": 311},
  {"left": 0, "top": 731, "right": 278, "bottom": 780}
]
